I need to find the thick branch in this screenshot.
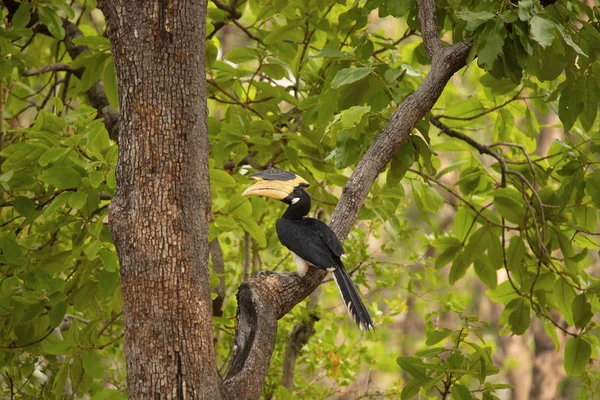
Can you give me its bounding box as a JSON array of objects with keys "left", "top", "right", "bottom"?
[
  {"left": 417, "top": 0, "right": 443, "bottom": 59},
  {"left": 223, "top": 0, "right": 474, "bottom": 398}
]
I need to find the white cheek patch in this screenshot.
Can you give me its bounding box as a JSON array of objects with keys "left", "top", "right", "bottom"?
[{"left": 291, "top": 197, "right": 300, "bottom": 204}]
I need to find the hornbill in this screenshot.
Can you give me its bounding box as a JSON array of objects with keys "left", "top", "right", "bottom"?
[{"left": 242, "top": 169, "right": 374, "bottom": 331}]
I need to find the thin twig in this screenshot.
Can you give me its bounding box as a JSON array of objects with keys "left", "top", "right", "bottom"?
[{"left": 22, "top": 63, "right": 75, "bottom": 77}]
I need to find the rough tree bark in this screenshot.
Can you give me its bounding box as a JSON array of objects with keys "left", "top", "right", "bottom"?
[{"left": 99, "top": 0, "right": 222, "bottom": 398}]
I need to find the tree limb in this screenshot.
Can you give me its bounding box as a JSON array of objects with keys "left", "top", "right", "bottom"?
[
  {"left": 417, "top": 0, "right": 442, "bottom": 59},
  {"left": 22, "top": 63, "right": 76, "bottom": 76},
  {"left": 223, "top": 0, "right": 474, "bottom": 398}
]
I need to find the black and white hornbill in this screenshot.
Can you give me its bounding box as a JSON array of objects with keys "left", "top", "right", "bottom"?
[{"left": 242, "top": 169, "right": 374, "bottom": 331}]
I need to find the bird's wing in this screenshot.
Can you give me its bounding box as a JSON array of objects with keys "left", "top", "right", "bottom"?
[
  {"left": 302, "top": 218, "right": 345, "bottom": 257},
  {"left": 276, "top": 218, "right": 342, "bottom": 270}
]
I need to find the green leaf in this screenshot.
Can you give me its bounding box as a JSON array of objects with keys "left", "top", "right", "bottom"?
[
  {"left": 474, "top": 259, "right": 497, "bottom": 289},
  {"left": 1, "top": 236, "right": 22, "bottom": 263},
  {"left": 236, "top": 217, "right": 266, "bottom": 247},
  {"left": 83, "top": 351, "right": 104, "bottom": 379},
  {"left": 380, "top": 0, "right": 412, "bottom": 18},
  {"left": 486, "top": 281, "right": 519, "bottom": 305},
  {"left": 53, "top": 356, "right": 70, "bottom": 398},
  {"left": 396, "top": 356, "right": 427, "bottom": 379},
  {"left": 449, "top": 253, "right": 469, "bottom": 284},
  {"left": 334, "top": 132, "right": 361, "bottom": 169},
  {"left": 262, "top": 63, "right": 288, "bottom": 80},
  {"left": 103, "top": 58, "right": 120, "bottom": 109},
  {"left": 38, "top": 7, "right": 65, "bottom": 40},
  {"left": 99, "top": 270, "right": 120, "bottom": 298},
  {"left": 90, "top": 389, "right": 128, "bottom": 400},
  {"left": 68, "top": 192, "right": 89, "bottom": 210},
  {"left": 506, "top": 236, "right": 525, "bottom": 273},
  {"left": 99, "top": 248, "right": 119, "bottom": 272},
  {"left": 476, "top": 19, "right": 507, "bottom": 70},
  {"left": 19, "top": 303, "right": 44, "bottom": 325},
  {"left": 80, "top": 54, "right": 110, "bottom": 92},
  {"left": 387, "top": 140, "right": 414, "bottom": 185},
  {"left": 89, "top": 170, "right": 105, "bottom": 188},
  {"left": 451, "top": 384, "right": 474, "bottom": 400},
  {"left": 330, "top": 67, "right": 374, "bottom": 89},
  {"left": 457, "top": 10, "right": 495, "bottom": 23},
  {"left": 71, "top": 35, "right": 111, "bottom": 50},
  {"left": 39, "top": 147, "right": 71, "bottom": 167},
  {"left": 580, "top": 80, "right": 598, "bottom": 132},
  {"left": 530, "top": 16, "right": 555, "bottom": 48},
  {"left": 340, "top": 106, "right": 370, "bottom": 129},
  {"left": 454, "top": 207, "right": 475, "bottom": 242},
  {"left": 43, "top": 192, "right": 72, "bottom": 217},
  {"left": 417, "top": 183, "right": 444, "bottom": 213},
  {"left": 552, "top": 22, "right": 586, "bottom": 56},
  {"left": 42, "top": 334, "right": 71, "bottom": 355},
  {"left": 14, "top": 196, "right": 36, "bottom": 219},
  {"left": 553, "top": 278, "right": 576, "bottom": 325},
  {"left": 553, "top": 228, "right": 579, "bottom": 274},
  {"left": 12, "top": 3, "right": 31, "bottom": 30},
  {"left": 508, "top": 298, "right": 530, "bottom": 335},
  {"left": 227, "top": 195, "right": 252, "bottom": 217},
  {"left": 572, "top": 294, "right": 593, "bottom": 329},
  {"left": 401, "top": 378, "right": 428, "bottom": 400},
  {"left": 493, "top": 188, "right": 525, "bottom": 224},
  {"left": 542, "top": 319, "right": 560, "bottom": 350},
  {"left": 313, "top": 48, "right": 350, "bottom": 58},
  {"left": 49, "top": 301, "right": 68, "bottom": 328},
  {"left": 435, "top": 239, "right": 462, "bottom": 270},
  {"left": 463, "top": 227, "right": 490, "bottom": 265},
  {"left": 210, "top": 169, "right": 237, "bottom": 188},
  {"left": 42, "top": 166, "right": 82, "bottom": 189},
  {"left": 425, "top": 328, "right": 453, "bottom": 345},
  {"left": 559, "top": 80, "right": 584, "bottom": 131},
  {"left": 564, "top": 337, "right": 591, "bottom": 376}
]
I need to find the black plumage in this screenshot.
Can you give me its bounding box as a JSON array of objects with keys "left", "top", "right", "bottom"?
[{"left": 275, "top": 187, "right": 374, "bottom": 332}]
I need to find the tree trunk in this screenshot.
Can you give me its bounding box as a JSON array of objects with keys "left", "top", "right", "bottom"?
[{"left": 99, "top": 1, "right": 222, "bottom": 398}]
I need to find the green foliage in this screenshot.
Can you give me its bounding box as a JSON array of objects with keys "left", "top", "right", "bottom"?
[
  {"left": 397, "top": 318, "right": 505, "bottom": 400},
  {"left": 2, "top": 0, "right": 600, "bottom": 398}
]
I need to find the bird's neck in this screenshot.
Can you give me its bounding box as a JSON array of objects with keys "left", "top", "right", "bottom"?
[{"left": 282, "top": 205, "right": 307, "bottom": 220}]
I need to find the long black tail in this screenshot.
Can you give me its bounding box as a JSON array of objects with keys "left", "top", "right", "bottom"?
[{"left": 332, "top": 263, "right": 374, "bottom": 331}]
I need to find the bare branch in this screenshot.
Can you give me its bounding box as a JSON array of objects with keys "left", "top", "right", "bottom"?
[
  {"left": 417, "top": 0, "right": 443, "bottom": 59},
  {"left": 22, "top": 63, "right": 76, "bottom": 76},
  {"left": 211, "top": 0, "right": 240, "bottom": 18}
]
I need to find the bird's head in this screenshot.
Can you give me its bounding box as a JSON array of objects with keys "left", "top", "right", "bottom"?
[{"left": 242, "top": 169, "right": 310, "bottom": 207}]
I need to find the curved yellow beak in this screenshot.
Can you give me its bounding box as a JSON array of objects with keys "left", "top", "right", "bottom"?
[{"left": 242, "top": 169, "right": 309, "bottom": 200}]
